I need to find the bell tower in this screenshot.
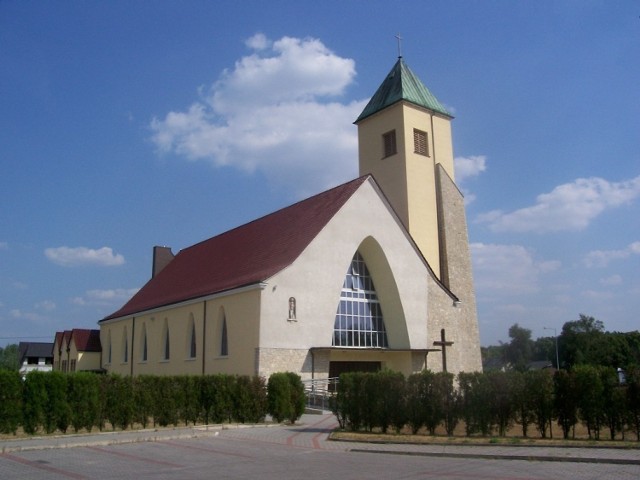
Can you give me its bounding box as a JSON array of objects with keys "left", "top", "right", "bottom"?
[
  {"left": 356, "top": 57, "right": 482, "bottom": 373},
  {"left": 355, "top": 57, "right": 455, "bottom": 282}
]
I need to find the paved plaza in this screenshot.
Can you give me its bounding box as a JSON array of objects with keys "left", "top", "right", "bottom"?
[{"left": 1, "top": 414, "right": 639, "bottom": 479}]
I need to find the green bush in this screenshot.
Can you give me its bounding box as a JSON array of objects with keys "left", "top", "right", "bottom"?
[
  {"left": 67, "top": 373, "right": 100, "bottom": 432},
  {"left": 105, "top": 374, "right": 134, "bottom": 430},
  {"left": 267, "top": 372, "right": 292, "bottom": 423},
  {"left": 22, "top": 371, "right": 48, "bottom": 434},
  {"left": 554, "top": 369, "right": 578, "bottom": 439},
  {"left": 285, "top": 372, "right": 306, "bottom": 424},
  {"left": 200, "top": 374, "right": 234, "bottom": 424},
  {"left": 132, "top": 375, "right": 156, "bottom": 428},
  {"left": 234, "top": 375, "right": 267, "bottom": 423},
  {"left": 0, "top": 370, "right": 22, "bottom": 434}
]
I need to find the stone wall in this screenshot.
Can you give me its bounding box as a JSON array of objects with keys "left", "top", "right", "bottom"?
[{"left": 426, "top": 164, "right": 482, "bottom": 374}]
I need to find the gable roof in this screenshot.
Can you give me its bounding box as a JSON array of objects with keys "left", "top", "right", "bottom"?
[
  {"left": 71, "top": 329, "right": 102, "bottom": 352},
  {"left": 355, "top": 57, "right": 452, "bottom": 123},
  {"left": 102, "top": 176, "right": 370, "bottom": 321},
  {"left": 18, "top": 342, "right": 54, "bottom": 363},
  {"left": 54, "top": 329, "right": 101, "bottom": 352}
]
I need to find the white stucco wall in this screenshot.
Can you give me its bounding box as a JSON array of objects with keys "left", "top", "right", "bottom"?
[{"left": 258, "top": 178, "right": 430, "bottom": 355}]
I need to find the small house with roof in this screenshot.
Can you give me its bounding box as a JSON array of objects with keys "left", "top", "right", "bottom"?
[
  {"left": 18, "top": 342, "right": 54, "bottom": 376},
  {"left": 53, "top": 329, "right": 102, "bottom": 373}
]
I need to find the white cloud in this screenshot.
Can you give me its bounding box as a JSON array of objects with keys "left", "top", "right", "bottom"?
[
  {"left": 583, "top": 241, "right": 640, "bottom": 268},
  {"left": 36, "top": 300, "right": 56, "bottom": 312},
  {"left": 72, "top": 288, "right": 139, "bottom": 307},
  {"left": 476, "top": 175, "right": 640, "bottom": 233},
  {"left": 600, "top": 274, "right": 623, "bottom": 286},
  {"left": 45, "top": 246, "right": 125, "bottom": 267},
  {"left": 454, "top": 155, "right": 486, "bottom": 183},
  {"left": 10, "top": 309, "right": 45, "bottom": 322},
  {"left": 245, "top": 33, "right": 270, "bottom": 51},
  {"left": 471, "top": 242, "right": 560, "bottom": 295},
  {"left": 150, "top": 34, "right": 364, "bottom": 197}
]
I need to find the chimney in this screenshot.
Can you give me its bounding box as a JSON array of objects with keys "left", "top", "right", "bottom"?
[{"left": 152, "top": 246, "right": 174, "bottom": 278}]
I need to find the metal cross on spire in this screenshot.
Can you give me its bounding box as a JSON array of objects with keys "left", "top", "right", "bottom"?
[{"left": 395, "top": 33, "right": 403, "bottom": 58}]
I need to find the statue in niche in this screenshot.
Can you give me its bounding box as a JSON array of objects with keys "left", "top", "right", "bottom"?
[{"left": 288, "top": 297, "right": 296, "bottom": 320}]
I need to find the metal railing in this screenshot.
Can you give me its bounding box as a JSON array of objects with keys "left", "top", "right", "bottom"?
[{"left": 303, "top": 377, "right": 339, "bottom": 412}]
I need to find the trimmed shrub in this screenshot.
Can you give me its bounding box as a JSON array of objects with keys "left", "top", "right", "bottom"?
[
  {"left": 234, "top": 375, "right": 267, "bottom": 423},
  {"left": 405, "top": 372, "right": 428, "bottom": 434},
  {"left": 200, "top": 374, "right": 234, "bottom": 424},
  {"left": 105, "top": 374, "right": 134, "bottom": 430},
  {"left": 22, "top": 371, "right": 48, "bottom": 434},
  {"left": 526, "top": 370, "right": 554, "bottom": 438},
  {"left": 132, "top": 375, "right": 156, "bottom": 428},
  {"left": 285, "top": 372, "right": 306, "bottom": 424},
  {"left": 0, "top": 370, "right": 22, "bottom": 434},
  {"left": 268, "top": 372, "right": 292, "bottom": 423},
  {"left": 67, "top": 372, "right": 100, "bottom": 432},
  {"left": 554, "top": 369, "right": 578, "bottom": 439}
]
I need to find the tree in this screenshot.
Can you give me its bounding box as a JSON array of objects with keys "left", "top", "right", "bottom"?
[
  {"left": 573, "top": 365, "right": 604, "bottom": 439},
  {"left": 527, "top": 370, "right": 554, "bottom": 438},
  {"left": 560, "top": 314, "right": 605, "bottom": 367},
  {"left": 504, "top": 324, "right": 534, "bottom": 371},
  {"left": 554, "top": 370, "right": 578, "bottom": 439},
  {"left": 0, "top": 344, "right": 19, "bottom": 371}
]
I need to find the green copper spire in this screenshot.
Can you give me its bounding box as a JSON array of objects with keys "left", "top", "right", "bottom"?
[{"left": 355, "top": 58, "right": 452, "bottom": 123}]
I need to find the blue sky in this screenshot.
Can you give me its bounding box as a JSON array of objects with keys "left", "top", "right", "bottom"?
[{"left": 1, "top": 1, "right": 639, "bottom": 347}]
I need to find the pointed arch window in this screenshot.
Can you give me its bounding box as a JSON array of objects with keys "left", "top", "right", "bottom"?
[
  {"left": 140, "top": 323, "right": 147, "bottom": 362},
  {"left": 332, "top": 252, "right": 388, "bottom": 348},
  {"left": 187, "top": 314, "right": 196, "bottom": 359},
  {"left": 122, "top": 326, "right": 128, "bottom": 363},
  {"left": 107, "top": 331, "right": 112, "bottom": 364},
  {"left": 220, "top": 316, "right": 228, "bottom": 357},
  {"left": 162, "top": 319, "right": 170, "bottom": 360}
]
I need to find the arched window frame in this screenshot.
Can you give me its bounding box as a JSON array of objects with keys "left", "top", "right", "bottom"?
[{"left": 332, "top": 251, "right": 389, "bottom": 348}]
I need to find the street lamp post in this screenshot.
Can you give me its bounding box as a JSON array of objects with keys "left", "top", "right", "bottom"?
[{"left": 544, "top": 327, "right": 560, "bottom": 369}]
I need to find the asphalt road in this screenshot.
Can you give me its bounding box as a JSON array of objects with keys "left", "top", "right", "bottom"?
[{"left": 1, "top": 414, "right": 638, "bottom": 480}]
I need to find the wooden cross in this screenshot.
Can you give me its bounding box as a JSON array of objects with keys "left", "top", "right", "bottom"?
[{"left": 433, "top": 329, "right": 454, "bottom": 372}]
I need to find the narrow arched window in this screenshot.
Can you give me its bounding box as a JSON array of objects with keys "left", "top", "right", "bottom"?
[
  {"left": 162, "top": 319, "right": 170, "bottom": 360},
  {"left": 220, "top": 316, "right": 228, "bottom": 357},
  {"left": 107, "top": 331, "right": 112, "bottom": 364},
  {"left": 187, "top": 314, "right": 196, "bottom": 359},
  {"left": 140, "top": 323, "right": 147, "bottom": 362},
  {"left": 122, "top": 326, "right": 128, "bottom": 363},
  {"left": 332, "top": 252, "right": 388, "bottom": 348}
]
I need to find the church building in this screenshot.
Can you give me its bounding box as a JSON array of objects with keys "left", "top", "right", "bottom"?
[{"left": 99, "top": 57, "right": 482, "bottom": 379}]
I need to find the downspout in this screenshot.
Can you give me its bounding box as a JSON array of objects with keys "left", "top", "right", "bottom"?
[
  {"left": 202, "top": 301, "right": 207, "bottom": 375},
  {"left": 310, "top": 349, "right": 315, "bottom": 381},
  {"left": 130, "top": 317, "right": 135, "bottom": 377}
]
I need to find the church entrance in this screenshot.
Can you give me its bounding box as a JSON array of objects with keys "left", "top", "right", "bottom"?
[{"left": 329, "top": 361, "right": 381, "bottom": 379}]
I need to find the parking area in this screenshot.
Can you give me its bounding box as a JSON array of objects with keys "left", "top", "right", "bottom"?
[{"left": 1, "top": 414, "right": 639, "bottom": 480}]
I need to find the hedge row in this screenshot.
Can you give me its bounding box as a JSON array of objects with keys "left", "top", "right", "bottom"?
[
  {"left": 0, "top": 371, "right": 305, "bottom": 435},
  {"left": 332, "top": 366, "right": 640, "bottom": 441}
]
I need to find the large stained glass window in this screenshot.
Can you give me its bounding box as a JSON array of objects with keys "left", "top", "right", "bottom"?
[{"left": 332, "top": 252, "right": 388, "bottom": 348}]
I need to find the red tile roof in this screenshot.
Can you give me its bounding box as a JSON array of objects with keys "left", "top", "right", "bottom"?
[
  {"left": 102, "top": 176, "right": 370, "bottom": 321},
  {"left": 55, "top": 329, "right": 101, "bottom": 352},
  {"left": 70, "top": 329, "right": 101, "bottom": 352}
]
